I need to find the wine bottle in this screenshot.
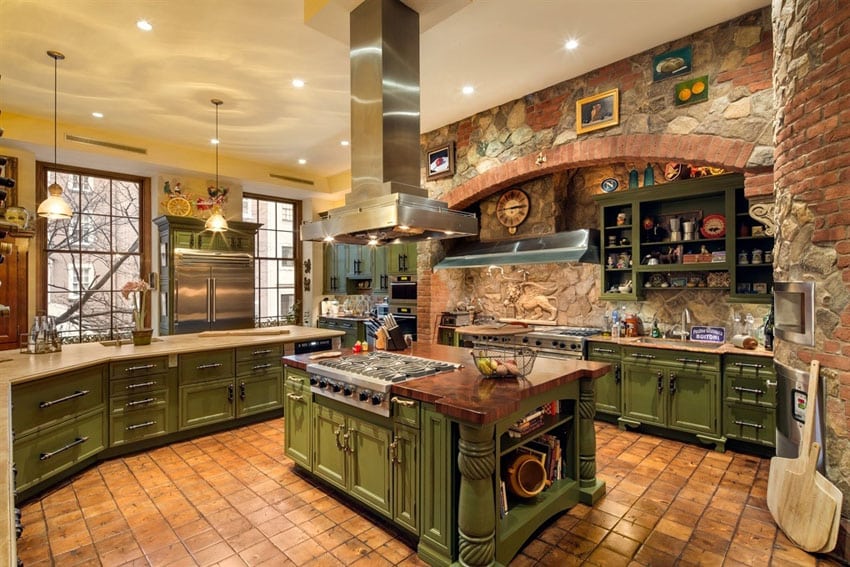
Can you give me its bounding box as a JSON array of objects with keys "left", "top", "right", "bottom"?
[{"left": 763, "top": 306, "right": 774, "bottom": 351}]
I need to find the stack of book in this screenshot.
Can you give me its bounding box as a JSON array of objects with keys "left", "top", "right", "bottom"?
[{"left": 507, "top": 408, "right": 545, "bottom": 438}]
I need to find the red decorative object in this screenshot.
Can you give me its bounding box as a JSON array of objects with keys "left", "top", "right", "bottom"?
[{"left": 700, "top": 214, "right": 726, "bottom": 238}]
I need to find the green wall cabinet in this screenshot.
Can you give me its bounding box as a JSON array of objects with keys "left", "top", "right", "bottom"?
[
  {"left": 323, "top": 243, "right": 348, "bottom": 294},
  {"left": 373, "top": 246, "right": 389, "bottom": 295},
  {"left": 388, "top": 242, "right": 417, "bottom": 275},
  {"left": 586, "top": 341, "right": 622, "bottom": 418}
]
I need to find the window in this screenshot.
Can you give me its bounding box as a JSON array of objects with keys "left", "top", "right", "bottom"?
[
  {"left": 37, "top": 163, "right": 151, "bottom": 343},
  {"left": 242, "top": 194, "right": 301, "bottom": 325}
]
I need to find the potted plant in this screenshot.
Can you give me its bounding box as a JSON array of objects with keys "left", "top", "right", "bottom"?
[{"left": 122, "top": 278, "right": 152, "bottom": 345}]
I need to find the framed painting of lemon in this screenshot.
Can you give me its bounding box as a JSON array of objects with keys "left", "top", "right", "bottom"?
[{"left": 675, "top": 75, "right": 709, "bottom": 106}]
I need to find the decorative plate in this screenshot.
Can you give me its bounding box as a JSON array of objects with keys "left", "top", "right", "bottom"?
[
  {"left": 601, "top": 178, "right": 619, "bottom": 193},
  {"left": 663, "top": 162, "right": 685, "bottom": 181},
  {"left": 700, "top": 214, "right": 726, "bottom": 239}
]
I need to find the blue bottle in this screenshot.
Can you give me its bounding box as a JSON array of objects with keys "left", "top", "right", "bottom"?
[{"left": 643, "top": 163, "right": 655, "bottom": 187}]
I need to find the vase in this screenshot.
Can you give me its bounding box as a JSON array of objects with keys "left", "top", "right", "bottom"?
[{"left": 132, "top": 328, "right": 153, "bottom": 346}]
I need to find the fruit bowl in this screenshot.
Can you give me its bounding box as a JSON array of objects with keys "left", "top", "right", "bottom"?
[{"left": 471, "top": 347, "right": 536, "bottom": 378}]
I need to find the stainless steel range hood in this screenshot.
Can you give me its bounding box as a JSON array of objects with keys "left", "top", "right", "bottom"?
[
  {"left": 434, "top": 229, "right": 601, "bottom": 269},
  {"left": 301, "top": 0, "right": 477, "bottom": 245}
]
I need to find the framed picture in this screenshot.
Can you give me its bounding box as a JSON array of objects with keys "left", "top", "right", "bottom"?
[
  {"left": 737, "top": 282, "right": 752, "bottom": 294},
  {"left": 753, "top": 282, "right": 768, "bottom": 294},
  {"left": 425, "top": 142, "right": 455, "bottom": 181},
  {"left": 653, "top": 45, "right": 692, "bottom": 82},
  {"left": 576, "top": 89, "right": 619, "bottom": 135},
  {"left": 675, "top": 75, "right": 709, "bottom": 106}
]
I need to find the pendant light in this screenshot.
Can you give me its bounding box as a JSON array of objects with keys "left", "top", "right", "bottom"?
[
  {"left": 205, "top": 98, "right": 228, "bottom": 232},
  {"left": 37, "top": 50, "right": 73, "bottom": 220}
]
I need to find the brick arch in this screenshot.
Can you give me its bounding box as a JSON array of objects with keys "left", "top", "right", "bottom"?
[{"left": 443, "top": 133, "right": 773, "bottom": 209}]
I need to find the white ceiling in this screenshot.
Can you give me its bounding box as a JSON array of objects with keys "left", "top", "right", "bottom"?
[{"left": 0, "top": 0, "right": 769, "bottom": 186}]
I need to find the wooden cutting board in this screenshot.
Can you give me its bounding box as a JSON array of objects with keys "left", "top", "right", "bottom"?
[
  {"left": 198, "top": 328, "right": 291, "bottom": 337},
  {"left": 767, "top": 360, "right": 842, "bottom": 552},
  {"left": 455, "top": 323, "right": 530, "bottom": 336}
]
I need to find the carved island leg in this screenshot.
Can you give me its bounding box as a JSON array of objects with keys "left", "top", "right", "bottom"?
[
  {"left": 579, "top": 375, "right": 606, "bottom": 504},
  {"left": 456, "top": 423, "right": 496, "bottom": 567}
]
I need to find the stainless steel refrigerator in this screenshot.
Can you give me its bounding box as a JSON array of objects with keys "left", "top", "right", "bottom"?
[{"left": 172, "top": 250, "right": 254, "bottom": 334}]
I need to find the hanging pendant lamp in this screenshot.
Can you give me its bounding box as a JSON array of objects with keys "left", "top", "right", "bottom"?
[
  {"left": 37, "top": 50, "right": 73, "bottom": 220},
  {"left": 205, "top": 98, "right": 228, "bottom": 233}
]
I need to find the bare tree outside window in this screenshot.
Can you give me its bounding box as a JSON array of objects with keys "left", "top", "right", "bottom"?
[{"left": 40, "top": 164, "right": 149, "bottom": 343}]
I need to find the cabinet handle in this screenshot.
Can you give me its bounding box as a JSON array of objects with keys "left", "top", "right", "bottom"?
[
  {"left": 390, "top": 396, "right": 416, "bottom": 408},
  {"left": 334, "top": 425, "right": 345, "bottom": 450},
  {"left": 766, "top": 380, "right": 777, "bottom": 387},
  {"left": 389, "top": 437, "right": 401, "bottom": 464},
  {"left": 733, "top": 386, "right": 765, "bottom": 396},
  {"left": 656, "top": 371, "right": 664, "bottom": 394},
  {"left": 734, "top": 419, "right": 764, "bottom": 430},
  {"left": 344, "top": 431, "right": 353, "bottom": 454},
  {"left": 126, "top": 397, "right": 156, "bottom": 408},
  {"left": 733, "top": 362, "right": 766, "bottom": 370},
  {"left": 252, "top": 363, "right": 273, "bottom": 371},
  {"left": 288, "top": 376, "right": 304, "bottom": 385},
  {"left": 125, "top": 364, "right": 157, "bottom": 372},
  {"left": 196, "top": 362, "right": 223, "bottom": 370},
  {"left": 240, "top": 382, "right": 246, "bottom": 401},
  {"left": 228, "top": 384, "right": 234, "bottom": 402},
  {"left": 251, "top": 349, "right": 273, "bottom": 356},
  {"left": 675, "top": 357, "right": 707, "bottom": 365},
  {"left": 286, "top": 393, "right": 304, "bottom": 402},
  {"left": 631, "top": 353, "right": 656, "bottom": 360},
  {"left": 39, "top": 436, "right": 88, "bottom": 460},
  {"left": 39, "top": 390, "right": 90, "bottom": 409},
  {"left": 593, "top": 348, "right": 615, "bottom": 354},
  {"left": 126, "top": 420, "right": 157, "bottom": 431},
  {"left": 126, "top": 381, "right": 157, "bottom": 390},
  {"left": 669, "top": 372, "right": 677, "bottom": 395},
  {"left": 614, "top": 364, "right": 621, "bottom": 385}
]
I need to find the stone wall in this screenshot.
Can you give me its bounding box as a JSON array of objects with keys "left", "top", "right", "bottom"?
[{"left": 772, "top": 0, "right": 850, "bottom": 551}]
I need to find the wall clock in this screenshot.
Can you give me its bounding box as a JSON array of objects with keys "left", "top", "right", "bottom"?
[{"left": 495, "top": 189, "right": 530, "bottom": 234}]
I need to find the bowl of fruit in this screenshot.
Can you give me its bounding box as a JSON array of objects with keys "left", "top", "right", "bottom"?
[{"left": 471, "top": 347, "right": 536, "bottom": 378}]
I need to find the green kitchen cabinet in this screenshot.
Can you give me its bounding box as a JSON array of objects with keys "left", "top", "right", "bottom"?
[
  {"left": 347, "top": 244, "right": 373, "bottom": 278},
  {"left": 586, "top": 341, "right": 622, "bottom": 418},
  {"left": 313, "top": 403, "right": 392, "bottom": 516},
  {"left": 620, "top": 346, "right": 722, "bottom": 449},
  {"left": 417, "top": 404, "right": 456, "bottom": 566},
  {"left": 722, "top": 354, "right": 776, "bottom": 447},
  {"left": 179, "top": 377, "right": 237, "bottom": 430},
  {"left": 373, "top": 245, "right": 389, "bottom": 295},
  {"left": 235, "top": 344, "right": 283, "bottom": 417},
  {"left": 323, "top": 242, "right": 348, "bottom": 294},
  {"left": 388, "top": 242, "right": 417, "bottom": 275},
  {"left": 390, "top": 394, "right": 420, "bottom": 534},
  {"left": 108, "top": 357, "right": 174, "bottom": 447},
  {"left": 284, "top": 367, "right": 312, "bottom": 469}
]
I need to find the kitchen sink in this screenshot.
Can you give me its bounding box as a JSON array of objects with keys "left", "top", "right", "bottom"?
[{"left": 633, "top": 337, "right": 724, "bottom": 349}]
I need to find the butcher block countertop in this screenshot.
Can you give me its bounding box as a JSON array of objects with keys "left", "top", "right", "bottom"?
[
  {"left": 284, "top": 343, "right": 610, "bottom": 425},
  {"left": 588, "top": 334, "right": 774, "bottom": 357}
]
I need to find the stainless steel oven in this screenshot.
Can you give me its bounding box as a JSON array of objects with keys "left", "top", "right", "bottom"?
[
  {"left": 389, "top": 275, "right": 417, "bottom": 302},
  {"left": 386, "top": 304, "right": 417, "bottom": 341}
]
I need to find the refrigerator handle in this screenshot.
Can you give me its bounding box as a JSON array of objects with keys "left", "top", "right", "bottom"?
[
  {"left": 174, "top": 279, "right": 179, "bottom": 323},
  {"left": 210, "top": 277, "right": 216, "bottom": 323}
]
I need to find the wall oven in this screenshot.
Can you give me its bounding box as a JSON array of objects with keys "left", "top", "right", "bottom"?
[
  {"left": 389, "top": 275, "right": 417, "bottom": 302},
  {"left": 386, "top": 304, "right": 417, "bottom": 341}
]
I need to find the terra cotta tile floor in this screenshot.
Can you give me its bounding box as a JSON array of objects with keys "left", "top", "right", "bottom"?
[{"left": 16, "top": 419, "right": 843, "bottom": 566}]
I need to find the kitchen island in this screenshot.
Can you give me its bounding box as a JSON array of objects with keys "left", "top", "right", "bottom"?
[
  {"left": 0, "top": 325, "right": 344, "bottom": 567},
  {"left": 283, "top": 344, "right": 609, "bottom": 566}
]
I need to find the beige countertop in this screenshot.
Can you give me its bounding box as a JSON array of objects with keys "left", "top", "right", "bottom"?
[
  {"left": 0, "top": 325, "right": 343, "bottom": 565},
  {"left": 587, "top": 334, "right": 774, "bottom": 357}
]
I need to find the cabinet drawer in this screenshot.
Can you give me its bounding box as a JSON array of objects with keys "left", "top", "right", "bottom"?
[
  {"left": 724, "top": 403, "right": 775, "bottom": 446},
  {"left": 13, "top": 409, "right": 106, "bottom": 491},
  {"left": 285, "top": 367, "right": 310, "bottom": 390},
  {"left": 236, "top": 343, "right": 282, "bottom": 362},
  {"left": 391, "top": 395, "right": 419, "bottom": 428},
  {"left": 179, "top": 349, "right": 234, "bottom": 383},
  {"left": 111, "top": 373, "right": 170, "bottom": 396},
  {"left": 725, "top": 375, "right": 776, "bottom": 407},
  {"left": 110, "top": 357, "right": 169, "bottom": 380},
  {"left": 587, "top": 342, "right": 621, "bottom": 360},
  {"left": 236, "top": 359, "right": 281, "bottom": 377},
  {"left": 13, "top": 366, "right": 106, "bottom": 437},
  {"left": 110, "top": 404, "right": 170, "bottom": 446},
  {"left": 622, "top": 347, "right": 720, "bottom": 371},
  {"left": 109, "top": 390, "right": 169, "bottom": 416}
]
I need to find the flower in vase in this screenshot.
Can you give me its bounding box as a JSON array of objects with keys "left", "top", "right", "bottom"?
[{"left": 121, "top": 278, "right": 151, "bottom": 330}]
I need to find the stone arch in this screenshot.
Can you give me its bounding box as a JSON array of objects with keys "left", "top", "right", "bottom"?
[{"left": 443, "top": 133, "right": 773, "bottom": 209}]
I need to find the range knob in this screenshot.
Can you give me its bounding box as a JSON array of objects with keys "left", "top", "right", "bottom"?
[
  {"left": 343, "top": 386, "right": 353, "bottom": 396},
  {"left": 309, "top": 376, "right": 318, "bottom": 386},
  {"left": 331, "top": 383, "right": 342, "bottom": 393},
  {"left": 570, "top": 343, "right": 579, "bottom": 350},
  {"left": 318, "top": 379, "right": 328, "bottom": 389},
  {"left": 359, "top": 391, "right": 370, "bottom": 402},
  {"left": 371, "top": 393, "right": 384, "bottom": 405},
  {"left": 558, "top": 341, "right": 566, "bottom": 349},
  {"left": 535, "top": 340, "right": 543, "bottom": 347}
]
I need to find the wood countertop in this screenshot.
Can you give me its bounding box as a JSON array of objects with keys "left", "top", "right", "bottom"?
[
  {"left": 586, "top": 334, "right": 774, "bottom": 357},
  {"left": 284, "top": 344, "right": 610, "bottom": 425}
]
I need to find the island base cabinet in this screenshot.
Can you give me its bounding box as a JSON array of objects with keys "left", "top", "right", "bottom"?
[
  {"left": 417, "top": 407, "right": 456, "bottom": 566},
  {"left": 236, "top": 371, "right": 282, "bottom": 418},
  {"left": 284, "top": 368, "right": 312, "bottom": 469},
  {"left": 13, "top": 409, "right": 106, "bottom": 493},
  {"left": 109, "top": 399, "right": 170, "bottom": 446},
  {"left": 179, "top": 378, "right": 236, "bottom": 430},
  {"left": 392, "top": 423, "right": 419, "bottom": 534},
  {"left": 313, "top": 405, "right": 346, "bottom": 490}
]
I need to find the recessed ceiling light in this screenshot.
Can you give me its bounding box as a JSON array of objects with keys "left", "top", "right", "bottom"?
[
  {"left": 292, "top": 78, "right": 305, "bottom": 88},
  {"left": 565, "top": 39, "right": 579, "bottom": 50},
  {"left": 137, "top": 19, "right": 153, "bottom": 31},
  {"left": 210, "top": 138, "right": 220, "bottom": 145},
  {"left": 298, "top": 158, "right": 307, "bottom": 165},
  {"left": 340, "top": 140, "right": 349, "bottom": 146},
  {"left": 462, "top": 85, "right": 474, "bottom": 95},
  {"left": 92, "top": 112, "right": 104, "bottom": 119}
]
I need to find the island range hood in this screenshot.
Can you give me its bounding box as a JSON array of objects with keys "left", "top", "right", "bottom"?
[
  {"left": 300, "top": 0, "right": 477, "bottom": 245},
  {"left": 434, "top": 229, "right": 601, "bottom": 269}
]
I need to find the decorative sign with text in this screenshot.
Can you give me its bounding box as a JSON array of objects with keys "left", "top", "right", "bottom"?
[{"left": 689, "top": 326, "right": 725, "bottom": 343}]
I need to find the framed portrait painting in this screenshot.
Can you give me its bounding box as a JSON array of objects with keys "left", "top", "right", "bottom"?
[
  {"left": 576, "top": 89, "right": 619, "bottom": 135},
  {"left": 425, "top": 142, "right": 455, "bottom": 181}
]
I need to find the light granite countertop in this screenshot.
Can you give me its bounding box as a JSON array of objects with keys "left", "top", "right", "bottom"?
[
  {"left": 0, "top": 325, "right": 344, "bottom": 565},
  {"left": 586, "top": 334, "right": 774, "bottom": 357}
]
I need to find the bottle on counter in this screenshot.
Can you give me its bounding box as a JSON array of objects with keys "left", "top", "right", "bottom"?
[
  {"left": 651, "top": 319, "right": 661, "bottom": 338},
  {"left": 764, "top": 305, "right": 774, "bottom": 351},
  {"left": 610, "top": 309, "right": 621, "bottom": 339}
]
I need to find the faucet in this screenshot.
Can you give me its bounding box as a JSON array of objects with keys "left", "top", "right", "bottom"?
[{"left": 667, "top": 307, "right": 692, "bottom": 340}]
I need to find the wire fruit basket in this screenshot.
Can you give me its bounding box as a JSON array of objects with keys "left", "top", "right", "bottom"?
[{"left": 471, "top": 346, "right": 536, "bottom": 378}]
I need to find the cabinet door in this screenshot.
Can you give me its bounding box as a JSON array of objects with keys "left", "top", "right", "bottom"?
[
  {"left": 373, "top": 246, "right": 389, "bottom": 294},
  {"left": 0, "top": 243, "right": 26, "bottom": 351},
  {"left": 348, "top": 417, "right": 392, "bottom": 516},
  {"left": 622, "top": 365, "right": 665, "bottom": 426},
  {"left": 313, "top": 404, "right": 346, "bottom": 490},
  {"left": 323, "top": 243, "right": 347, "bottom": 294},
  {"left": 236, "top": 369, "right": 283, "bottom": 417},
  {"left": 284, "top": 375, "right": 312, "bottom": 469},
  {"left": 595, "top": 361, "right": 622, "bottom": 417},
  {"left": 392, "top": 424, "right": 419, "bottom": 533},
  {"left": 348, "top": 245, "right": 372, "bottom": 277},
  {"left": 667, "top": 369, "right": 718, "bottom": 435},
  {"left": 388, "top": 242, "right": 416, "bottom": 275},
  {"left": 178, "top": 378, "right": 235, "bottom": 430},
  {"left": 419, "top": 407, "right": 455, "bottom": 563}
]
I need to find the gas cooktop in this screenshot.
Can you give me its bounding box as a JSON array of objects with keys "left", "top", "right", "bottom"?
[{"left": 527, "top": 326, "right": 604, "bottom": 338}]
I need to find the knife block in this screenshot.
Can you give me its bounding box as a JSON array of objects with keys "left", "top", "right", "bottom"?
[{"left": 385, "top": 326, "right": 407, "bottom": 351}]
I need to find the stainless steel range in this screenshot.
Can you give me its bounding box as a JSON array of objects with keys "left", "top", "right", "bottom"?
[
  {"left": 461, "top": 326, "right": 604, "bottom": 360},
  {"left": 307, "top": 351, "right": 460, "bottom": 416}
]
